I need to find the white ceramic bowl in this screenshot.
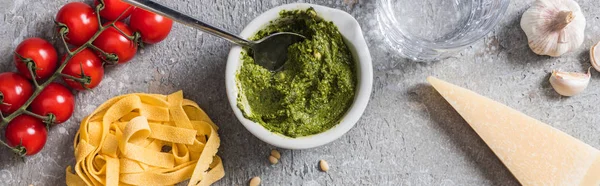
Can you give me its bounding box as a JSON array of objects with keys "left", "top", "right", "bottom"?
[{"left": 225, "top": 3, "right": 373, "bottom": 149}]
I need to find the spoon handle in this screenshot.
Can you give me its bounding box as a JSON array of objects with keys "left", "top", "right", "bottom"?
[{"left": 122, "top": 0, "right": 252, "bottom": 46}]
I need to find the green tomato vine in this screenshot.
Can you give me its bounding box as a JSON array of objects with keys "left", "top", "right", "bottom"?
[{"left": 0, "top": 1, "right": 140, "bottom": 156}]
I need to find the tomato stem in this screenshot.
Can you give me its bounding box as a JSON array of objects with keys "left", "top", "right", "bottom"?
[
  {"left": 60, "top": 73, "right": 91, "bottom": 86},
  {"left": 101, "top": 6, "right": 136, "bottom": 41},
  {"left": 77, "top": 62, "right": 92, "bottom": 90},
  {"left": 133, "top": 32, "right": 144, "bottom": 48},
  {"left": 56, "top": 23, "right": 72, "bottom": 55},
  {"left": 0, "top": 138, "right": 25, "bottom": 156},
  {"left": 0, "top": 139, "right": 12, "bottom": 150},
  {"left": 14, "top": 52, "right": 41, "bottom": 82},
  {"left": 87, "top": 44, "right": 107, "bottom": 56},
  {"left": 87, "top": 44, "right": 119, "bottom": 64},
  {"left": 115, "top": 6, "right": 133, "bottom": 22},
  {"left": 27, "top": 62, "right": 40, "bottom": 87},
  {"left": 95, "top": 2, "right": 105, "bottom": 29},
  {"left": 22, "top": 110, "right": 50, "bottom": 121},
  {"left": 14, "top": 51, "right": 34, "bottom": 64},
  {"left": 110, "top": 23, "right": 136, "bottom": 41}
]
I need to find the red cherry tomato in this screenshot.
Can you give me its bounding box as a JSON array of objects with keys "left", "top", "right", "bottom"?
[
  {"left": 93, "top": 21, "right": 137, "bottom": 64},
  {"left": 129, "top": 8, "right": 173, "bottom": 44},
  {"left": 14, "top": 38, "right": 58, "bottom": 80},
  {"left": 0, "top": 72, "right": 34, "bottom": 114},
  {"left": 56, "top": 2, "right": 100, "bottom": 46},
  {"left": 61, "top": 49, "right": 105, "bottom": 90},
  {"left": 94, "top": 0, "right": 135, "bottom": 21},
  {"left": 30, "top": 83, "right": 75, "bottom": 124},
  {"left": 5, "top": 115, "right": 48, "bottom": 155}
]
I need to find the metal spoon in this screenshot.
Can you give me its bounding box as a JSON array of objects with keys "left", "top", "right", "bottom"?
[{"left": 123, "top": 0, "right": 305, "bottom": 71}]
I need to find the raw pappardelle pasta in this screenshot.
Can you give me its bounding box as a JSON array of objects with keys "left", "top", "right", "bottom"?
[{"left": 65, "top": 91, "right": 224, "bottom": 186}]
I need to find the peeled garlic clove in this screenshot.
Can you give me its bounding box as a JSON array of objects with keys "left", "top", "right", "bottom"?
[
  {"left": 549, "top": 68, "right": 591, "bottom": 96},
  {"left": 520, "top": 0, "right": 586, "bottom": 57},
  {"left": 591, "top": 41, "right": 600, "bottom": 72}
]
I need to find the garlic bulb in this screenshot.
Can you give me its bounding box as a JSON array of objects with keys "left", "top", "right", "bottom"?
[
  {"left": 521, "top": 0, "right": 586, "bottom": 57},
  {"left": 549, "top": 68, "right": 591, "bottom": 96},
  {"left": 590, "top": 41, "right": 600, "bottom": 72}
]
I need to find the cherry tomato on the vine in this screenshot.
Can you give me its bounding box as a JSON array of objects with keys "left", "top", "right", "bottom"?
[
  {"left": 129, "top": 8, "right": 173, "bottom": 44},
  {"left": 30, "top": 83, "right": 75, "bottom": 124},
  {"left": 0, "top": 72, "right": 34, "bottom": 115},
  {"left": 93, "top": 21, "right": 137, "bottom": 64},
  {"left": 95, "top": 0, "right": 135, "bottom": 21},
  {"left": 5, "top": 115, "right": 48, "bottom": 155},
  {"left": 61, "top": 49, "right": 105, "bottom": 90},
  {"left": 56, "top": 2, "right": 100, "bottom": 46},
  {"left": 14, "top": 38, "right": 58, "bottom": 80}
]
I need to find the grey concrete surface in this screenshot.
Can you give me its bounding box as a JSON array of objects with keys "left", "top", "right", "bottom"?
[{"left": 0, "top": 0, "right": 599, "bottom": 185}]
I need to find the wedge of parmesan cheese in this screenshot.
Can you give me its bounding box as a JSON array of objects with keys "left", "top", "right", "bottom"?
[{"left": 427, "top": 76, "right": 600, "bottom": 186}]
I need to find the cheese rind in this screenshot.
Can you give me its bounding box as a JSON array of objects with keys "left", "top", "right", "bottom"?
[{"left": 427, "top": 76, "right": 600, "bottom": 186}]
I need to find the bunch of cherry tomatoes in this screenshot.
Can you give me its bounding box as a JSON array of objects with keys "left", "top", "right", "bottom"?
[{"left": 0, "top": 0, "right": 173, "bottom": 156}]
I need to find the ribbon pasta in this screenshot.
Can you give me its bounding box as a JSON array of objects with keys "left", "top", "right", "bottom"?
[{"left": 66, "top": 91, "right": 224, "bottom": 186}]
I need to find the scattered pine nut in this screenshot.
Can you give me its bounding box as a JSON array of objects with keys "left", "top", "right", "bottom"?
[
  {"left": 268, "top": 155, "right": 279, "bottom": 165},
  {"left": 319, "top": 160, "right": 329, "bottom": 172},
  {"left": 270, "top": 149, "right": 281, "bottom": 159},
  {"left": 249, "top": 176, "right": 261, "bottom": 186}
]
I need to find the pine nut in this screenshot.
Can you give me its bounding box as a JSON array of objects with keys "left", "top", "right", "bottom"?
[
  {"left": 268, "top": 155, "right": 278, "bottom": 165},
  {"left": 319, "top": 160, "right": 329, "bottom": 172},
  {"left": 270, "top": 149, "right": 281, "bottom": 159},
  {"left": 249, "top": 176, "right": 261, "bottom": 186}
]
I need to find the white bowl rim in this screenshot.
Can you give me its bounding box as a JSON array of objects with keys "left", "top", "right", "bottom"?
[{"left": 225, "top": 3, "right": 373, "bottom": 149}]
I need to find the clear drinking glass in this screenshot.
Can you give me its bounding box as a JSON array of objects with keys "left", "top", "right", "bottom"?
[{"left": 377, "top": 0, "right": 509, "bottom": 61}]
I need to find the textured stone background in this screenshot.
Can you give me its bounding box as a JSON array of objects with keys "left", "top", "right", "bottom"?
[{"left": 1, "top": 0, "right": 599, "bottom": 185}]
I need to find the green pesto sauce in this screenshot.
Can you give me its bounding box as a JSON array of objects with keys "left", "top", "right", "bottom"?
[{"left": 236, "top": 8, "right": 356, "bottom": 138}]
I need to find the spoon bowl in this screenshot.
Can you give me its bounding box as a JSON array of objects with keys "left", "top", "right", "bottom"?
[{"left": 251, "top": 32, "right": 305, "bottom": 71}]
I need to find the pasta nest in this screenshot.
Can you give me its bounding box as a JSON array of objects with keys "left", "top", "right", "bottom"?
[{"left": 66, "top": 91, "right": 224, "bottom": 186}]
